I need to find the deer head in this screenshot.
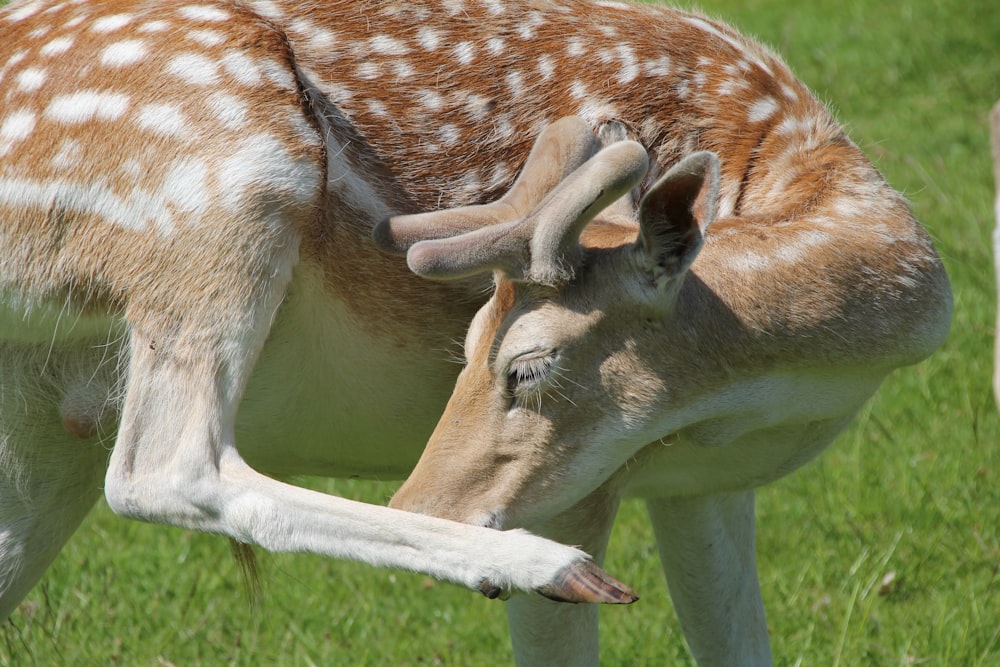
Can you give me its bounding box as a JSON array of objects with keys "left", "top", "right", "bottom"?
[{"left": 377, "top": 117, "right": 720, "bottom": 529}]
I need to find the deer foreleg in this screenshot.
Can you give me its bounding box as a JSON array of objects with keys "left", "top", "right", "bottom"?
[{"left": 646, "top": 491, "right": 771, "bottom": 667}]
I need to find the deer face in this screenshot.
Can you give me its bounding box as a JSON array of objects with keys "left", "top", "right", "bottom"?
[{"left": 379, "top": 117, "right": 719, "bottom": 529}]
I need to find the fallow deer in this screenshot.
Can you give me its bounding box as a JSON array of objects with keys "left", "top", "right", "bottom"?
[{"left": 0, "top": 0, "right": 950, "bottom": 665}]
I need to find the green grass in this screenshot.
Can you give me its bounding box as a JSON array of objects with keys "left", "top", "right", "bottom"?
[{"left": 4, "top": 0, "right": 999, "bottom": 664}]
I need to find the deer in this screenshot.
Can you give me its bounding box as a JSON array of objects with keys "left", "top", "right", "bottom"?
[{"left": 0, "top": 0, "right": 950, "bottom": 665}]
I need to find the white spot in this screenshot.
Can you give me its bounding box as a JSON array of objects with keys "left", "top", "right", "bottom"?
[
  {"left": 136, "top": 103, "right": 187, "bottom": 137},
  {"left": 593, "top": 0, "right": 630, "bottom": 8},
  {"left": 517, "top": 12, "right": 544, "bottom": 39},
  {"left": 4, "top": 2, "right": 44, "bottom": 22},
  {"left": 774, "top": 230, "right": 830, "bottom": 264},
  {"left": 366, "top": 99, "right": 388, "bottom": 117},
  {"left": 162, "top": 157, "right": 211, "bottom": 214},
  {"left": 457, "top": 170, "right": 483, "bottom": 199},
  {"left": 187, "top": 29, "right": 226, "bottom": 47},
  {"left": 482, "top": 0, "right": 505, "bottom": 15},
  {"left": 45, "top": 91, "right": 130, "bottom": 123},
  {"left": 488, "top": 161, "right": 513, "bottom": 189},
  {"left": 730, "top": 250, "right": 771, "bottom": 273},
  {"left": 178, "top": 5, "right": 231, "bottom": 22},
  {"left": 417, "top": 27, "right": 440, "bottom": 51},
  {"left": 565, "top": 38, "right": 586, "bottom": 57},
  {"left": 443, "top": 0, "right": 465, "bottom": 16},
  {"left": 221, "top": 51, "right": 262, "bottom": 85},
  {"left": 207, "top": 92, "right": 248, "bottom": 130},
  {"left": 747, "top": 97, "right": 780, "bottom": 123},
  {"left": 370, "top": 34, "right": 410, "bottom": 56},
  {"left": 138, "top": 20, "right": 171, "bottom": 32},
  {"left": 40, "top": 36, "right": 74, "bottom": 56},
  {"left": 776, "top": 116, "right": 813, "bottom": 136},
  {"left": 615, "top": 44, "right": 639, "bottom": 83},
  {"left": 15, "top": 67, "right": 47, "bottom": 92},
  {"left": 64, "top": 14, "right": 87, "bottom": 28},
  {"left": 646, "top": 56, "right": 671, "bottom": 76},
  {"left": 537, "top": 55, "right": 555, "bottom": 80},
  {"left": 324, "top": 82, "right": 354, "bottom": 106},
  {"left": 101, "top": 39, "right": 148, "bottom": 67},
  {"left": 438, "top": 124, "right": 461, "bottom": 147},
  {"left": 91, "top": 13, "right": 133, "bottom": 33},
  {"left": 355, "top": 61, "right": 381, "bottom": 80},
  {"left": 392, "top": 61, "right": 414, "bottom": 79},
  {"left": 119, "top": 157, "right": 144, "bottom": 179},
  {"left": 493, "top": 113, "right": 515, "bottom": 140},
  {"left": 750, "top": 56, "right": 774, "bottom": 78},
  {"left": 716, "top": 78, "right": 747, "bottom": 96},
  {"left": 28, "top": 26, "right": 51, "bottom": 39},
  {"left": 682, "top": 16, "right": 748, "bottom": 57},
  {"left": 304, "top": 28, "right": 335, "bottom": 50},
  {"left": 5, "top": 50, "right": 28, "bottom": 68},
  {"left": 51, "top": 138, "right": 82, "bottom": 169},
  {"left": 245, "top": 1, "right": 283, "bottom": 19},
  {"left": 462, "top": 93, "right": 492, "bottom": 121},
  {"left": 506, "top": 70, "right": 524, "bottom": 97},
  {"left": 781, "top": 84, "right": 799, "bottom": 101},
  {"left": 0, "top": 110, "right": 36, "bottom": 142},
  {"left": 167, "top": 53, "right": 221, "bottom": 86},
  {"left": 416, "top": 89, "right": 444, "bottom": 112},
  {"left": 577, "top": 99, "right": 620, "bottom": 126},
  {"left": 570, "top": 80, "right": 588, "bottom": 99},
  {"left": 454, "top": 41, "right": 475, "bottom": 65},
  {"left": 486, "top": 37, "right": 505, "bottom": 56},
  {"left": 261, "top": 59, "right": 295, "bottom": 90},
  {"left": 0, "top": 177, "right": 173, "bottom": 233},
  {"left": 218, "top": 133, "right": 320, "bottom": 210}
]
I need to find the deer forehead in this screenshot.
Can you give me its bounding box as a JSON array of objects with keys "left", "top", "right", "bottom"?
[{"left": 464, "top": 278, "right": 612, "bottom": 370}]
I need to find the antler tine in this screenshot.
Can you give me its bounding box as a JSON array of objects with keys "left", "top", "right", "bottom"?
[
  {"left": 405, "top": 139, "right": 649, "bottom": 284},
  {"left": 524, "top": 140, "right": 648, "bottom": 284},
  {"left": 373, "top": 116, "right": 600, "bottom": 254}
]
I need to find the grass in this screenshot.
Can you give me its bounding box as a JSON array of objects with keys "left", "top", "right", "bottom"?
[{"left": 4, "top": 0, "right": 999, "bottom": 664}]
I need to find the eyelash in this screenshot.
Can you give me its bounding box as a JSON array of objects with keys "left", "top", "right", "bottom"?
[{"left": 506, "top": 352, "right": 556, "bottom": 403}]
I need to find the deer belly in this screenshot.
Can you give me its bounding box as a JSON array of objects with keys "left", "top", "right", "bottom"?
[{"left": 234, "top": 267, "right": 462, "bottom": 479}]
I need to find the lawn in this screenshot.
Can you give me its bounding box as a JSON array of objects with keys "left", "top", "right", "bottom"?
[{"left": 4, "top": 0, "right": 999, "bottom": 665}]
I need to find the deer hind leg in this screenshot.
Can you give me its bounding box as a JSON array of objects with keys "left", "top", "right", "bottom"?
[
  {"left": 646, "top": 491, "right": 772, "bottom": 667},
  {"left": 0, "top": 352, "right": 113, "bottom": 619}
]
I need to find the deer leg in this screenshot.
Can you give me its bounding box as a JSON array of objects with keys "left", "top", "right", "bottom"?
[
  {"left": 0, "top": 355, "right": 110, "bottom": 619},
  {"left": 646, "top": 491, "right": 771, "bottom": 667},
  {"left": 102, "top": 256, "right": 600, "bottom": 600},
  {"left": 505, "top": 486, "right": 622, "bottom": 667}
]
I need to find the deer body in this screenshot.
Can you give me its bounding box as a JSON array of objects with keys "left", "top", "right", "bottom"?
[{"left": 0, "top": 0, "right": 950, "bottom": 664}]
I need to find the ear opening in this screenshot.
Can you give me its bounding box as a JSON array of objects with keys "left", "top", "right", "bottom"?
[{"left": 636, "top": 151, "right": 720, "bottom": 283}]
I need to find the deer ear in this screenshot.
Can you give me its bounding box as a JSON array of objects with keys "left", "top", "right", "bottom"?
[{"left": 636, "top": 152, "right": 720, "bottom": 285}]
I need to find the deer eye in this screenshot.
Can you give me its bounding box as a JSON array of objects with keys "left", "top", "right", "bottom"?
[{"left": 505, "top": 349, "right": 557, "bottom": 400}]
